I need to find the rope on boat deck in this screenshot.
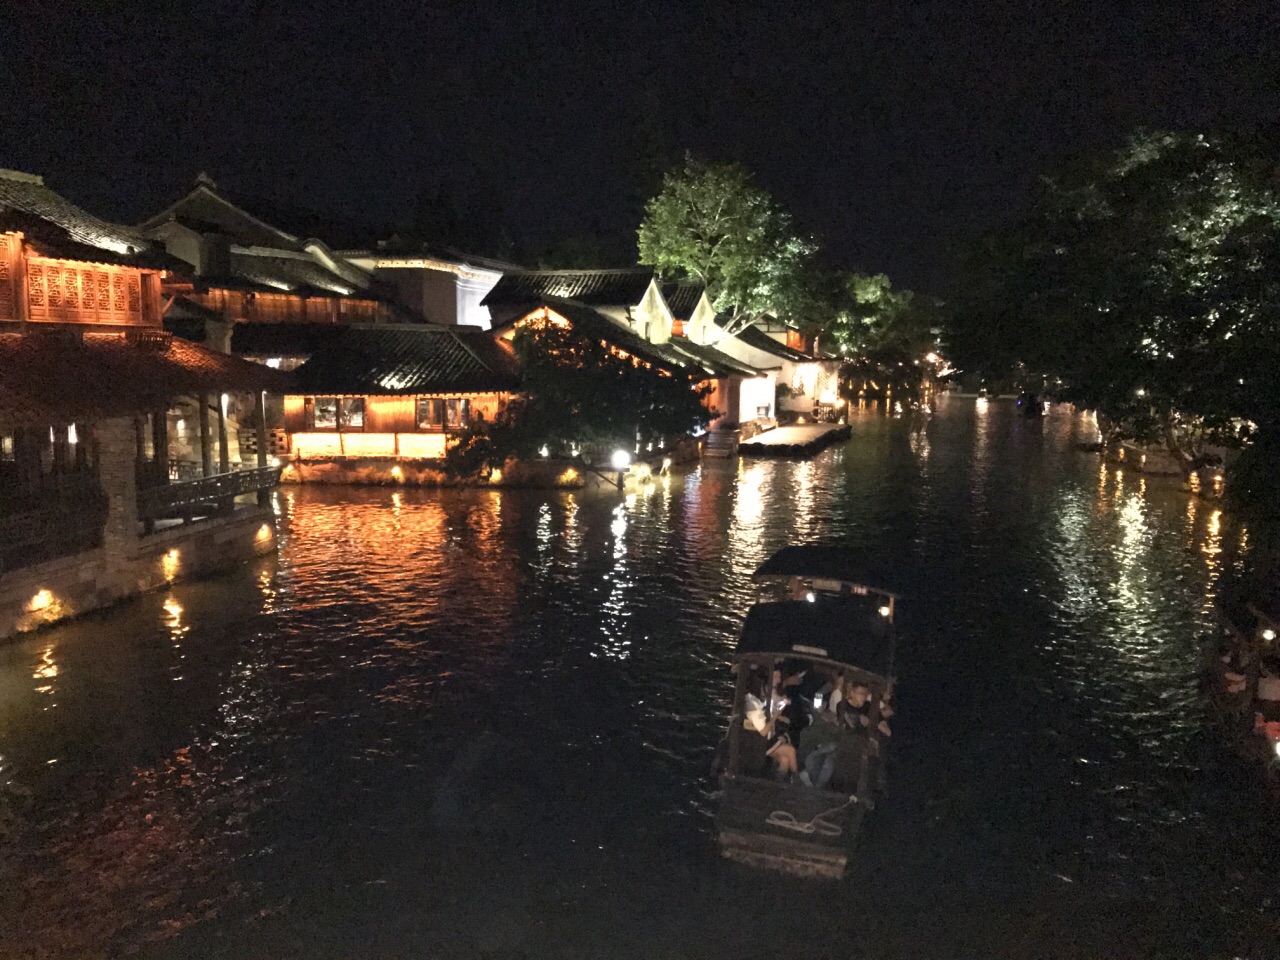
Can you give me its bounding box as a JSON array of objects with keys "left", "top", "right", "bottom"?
[{"left": 766, "top": 796, "right": 858, "bottom": 837}]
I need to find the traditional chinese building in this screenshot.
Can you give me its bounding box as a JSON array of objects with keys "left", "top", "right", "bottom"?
[
  {"left": 279, "top": 324, "right": 521, "bottom": 483},
  {"left": 0, "top": 169, "right": 289, "bottom": 640},
  {"left": 339, "top": 242, "right": 518, "bottom": 329},
  {"left": 138, "top": 174, "right": 400, "bottom": 351},
  {"left": 482, "top": 269, "right": 776, "bottom": 431}
]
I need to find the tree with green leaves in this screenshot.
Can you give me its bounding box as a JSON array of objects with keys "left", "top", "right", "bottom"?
[
  {"left": 637, "top": 156, "right": 817, "bottom": 334},
  {"left": 445, "top": 316, "right": 711, "bottom": 476},
  {"left": 824, "top": 271, "right": 939, "bottom": 356},
  {"left": 949, "top": 129, "right": 1280, "bottom": 486}
]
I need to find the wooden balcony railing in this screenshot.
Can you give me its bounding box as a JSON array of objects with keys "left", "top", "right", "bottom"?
[
  {"left": 0, "top": 494, "right": 108, "bottom": 574},
  {"left": 136, "top": 465, "right": 281, "bottom": 527}
]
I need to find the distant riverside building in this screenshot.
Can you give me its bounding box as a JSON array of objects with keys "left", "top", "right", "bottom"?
[
  {"left": 278, "top": 324, "right": 522, "bottom": 483},
  {"left": 340, "top": 243, "right": 519, "bottom": 330},
  {"left": 481, "top": 268, "right": 777, "bottom": 431},
  {"left": 138, "top": 174, "right": 399, "bottom": 354},
  {"left": 0, "top": 169, "right": 288, "bottom": 640}
]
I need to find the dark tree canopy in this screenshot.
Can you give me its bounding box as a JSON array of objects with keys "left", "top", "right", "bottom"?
[
  {"left": 948, "top": 129, "right": 1280, "bottom": 470},
  {"left": 445, "top": 317, "right": 710, "bottom": 476}
]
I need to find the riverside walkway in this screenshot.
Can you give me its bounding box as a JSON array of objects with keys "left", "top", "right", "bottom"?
[{"left": 739, "top": 422, "right": 851, "bottom": 457}]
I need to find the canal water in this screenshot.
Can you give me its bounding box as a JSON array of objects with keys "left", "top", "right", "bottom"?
[{"left": 1, "top": 398, "right": 1276, "bottom": 959}]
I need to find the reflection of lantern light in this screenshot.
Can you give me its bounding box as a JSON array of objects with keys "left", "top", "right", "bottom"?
[{"left": 611, "top": 450, "right": 631, "bottom": 470}]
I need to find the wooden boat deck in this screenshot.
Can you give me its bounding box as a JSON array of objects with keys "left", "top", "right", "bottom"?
[{"left": 716, "top": 775, "right": 866, "bottom": 878}]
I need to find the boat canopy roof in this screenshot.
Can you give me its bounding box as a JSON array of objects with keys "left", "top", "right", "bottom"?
[
  {"left": 754, "top": 545, "right": 904, "bottom": 599},
  {"left": 734, "top": 598, "right": 895, "bottom": 680}
]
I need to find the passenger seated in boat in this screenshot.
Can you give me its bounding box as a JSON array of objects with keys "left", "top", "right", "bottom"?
[
  {"left": 799, "top": 681, "right": 842, "bottom": 789},
  {"left": 838, "top": 681, "right": 873, "bottom": 730}
]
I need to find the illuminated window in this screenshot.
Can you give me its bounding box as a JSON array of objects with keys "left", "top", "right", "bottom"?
[
  {"left": 339, "top": 398, "right": 365, "bottom": 429},
  {"left": 416, "top": 397, "right": 446, "bottom": 430},
  {"left": 446, "top": 398, "right": 470, "bottom": 429},
  {"left": 313, "top": 397, "right": 338, "bottom": 429},
  {"left": 1, "top": 434, "right": 12, "bottom": 461}
]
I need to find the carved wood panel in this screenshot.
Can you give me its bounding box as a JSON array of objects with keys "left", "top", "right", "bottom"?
[
  {"left": 25, "top": 257, "right": 148, "bottom": 325},
  {"left": 0, "top": 233, "right": 16, "bottom": 320}
]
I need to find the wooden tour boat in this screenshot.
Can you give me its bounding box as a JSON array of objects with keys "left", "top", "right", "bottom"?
[{"left": 715, "top": 545, "right": 900, "bottom": 879}]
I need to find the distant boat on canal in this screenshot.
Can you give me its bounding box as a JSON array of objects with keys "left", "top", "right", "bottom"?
[{"left": 714, "top": 546, "right": 899, "bottom": 879}]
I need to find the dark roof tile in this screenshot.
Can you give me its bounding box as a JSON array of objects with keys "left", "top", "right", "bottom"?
[
  {"left": 0, "top": 171, "right": 177, "bottom": 269},
  {"left": 482, "top": 268, "right": 654, "bottom": 308},
  {"left": 0, "top": 331, "right": 293, "bottom": 428},
  {"left": 294, "top": 326, "right": 521, "bottom": 395}
]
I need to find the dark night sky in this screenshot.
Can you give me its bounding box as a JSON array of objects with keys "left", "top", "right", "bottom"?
[{"left": 3, "top": 0, "right": 1278, "bottom": 291}]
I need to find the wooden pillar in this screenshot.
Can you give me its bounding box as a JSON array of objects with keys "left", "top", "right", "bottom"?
[
  {"left": 198, "top": 392, "right": 213, "bottom": 477},
  {"left": 254, "top": 390, "right": 270, "bottom": 506},
  {"left": 217, "top": 393, "right": 230, "bottom": 473},
  {"left": 133, "top": 414, "right": 148, "bottom": 487},
  {"left": 151, "top": 404, "right": 170, "bottom": 483}
]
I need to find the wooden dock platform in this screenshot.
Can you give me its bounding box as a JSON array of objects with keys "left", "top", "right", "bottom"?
[{"left": 739, "top": 423, "right": 851, "bottom": 457}]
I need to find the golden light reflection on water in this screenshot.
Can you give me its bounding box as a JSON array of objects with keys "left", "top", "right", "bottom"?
[{"left": 32, "top": 644, "right": 58, "bottom": 703}]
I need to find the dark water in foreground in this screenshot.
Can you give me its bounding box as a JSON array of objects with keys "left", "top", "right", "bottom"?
[{"left": 1, "top": 398, "right": 1277, "bottom": 959}]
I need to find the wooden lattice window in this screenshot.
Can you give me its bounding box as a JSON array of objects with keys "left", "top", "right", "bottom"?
[
  {"left": 0, "top": 233, "right": 16, "bottom": 320},
  {"left": 25, "top": 257, "right": 149, "bottom": 325}
]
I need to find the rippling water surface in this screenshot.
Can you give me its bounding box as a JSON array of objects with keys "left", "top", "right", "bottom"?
[{"left": 1, "top": 398, "right": 1276, "bottom": 959}]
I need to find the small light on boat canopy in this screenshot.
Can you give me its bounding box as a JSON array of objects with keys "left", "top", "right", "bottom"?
[
  {"left": 791, "top": 644, "right": 827, "bottom": 657},
  {"left": 805, "top": 591, "right": 816, "bottom": 602},
  {"left": 878, "top": 605, "right": 892, "bottom": 617},
  {"left": 611, "top": 449, "right": 632, "bottom": 471},
  {"left": 1263, "top": 628, "right": 1277, "bottom": 642}
]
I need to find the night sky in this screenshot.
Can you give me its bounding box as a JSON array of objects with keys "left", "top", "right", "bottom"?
[{"left": 3, "top": 0, "right": 1277, "bottom": 291}]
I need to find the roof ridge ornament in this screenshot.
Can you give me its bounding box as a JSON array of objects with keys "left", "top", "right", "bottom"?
[{"left": 194, "top": 172, "right": 218, "bottom": 191}]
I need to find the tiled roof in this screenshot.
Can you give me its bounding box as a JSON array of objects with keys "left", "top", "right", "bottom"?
[
  {"left": 534, "top": 299, "right": 764, "bottom": 379},
  {"left": 293, "top": 326, "right": 522, "bottom": 396},
  {"left": 722, "top": 321, "right": 813, "bottom": 362},
  {"left": 667, "top": 339, "right": 764, "bottom": 377},
  {"left": 661, "top": 281, "right": 706, "bottom": 320},
  {"left": 227, "top": 251, "right": 364, "bottom": 297},
  {"left": 140, "top": 178, "right": 381, "bottom": 299},
  {"left": 342, "top": 242, "right": 523, "bottom": 274},
  {"left": 0, "top": 170, "right": 175, "bottom": 269},
  {"left": 138, "top": 180, "right": 302, "bottom": 251},
  {"left": 482, "top": 268, "right": 655, "bottom": 308},
  {"left": 0, "top": 331, "right": 294, "bottom": 428}
]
